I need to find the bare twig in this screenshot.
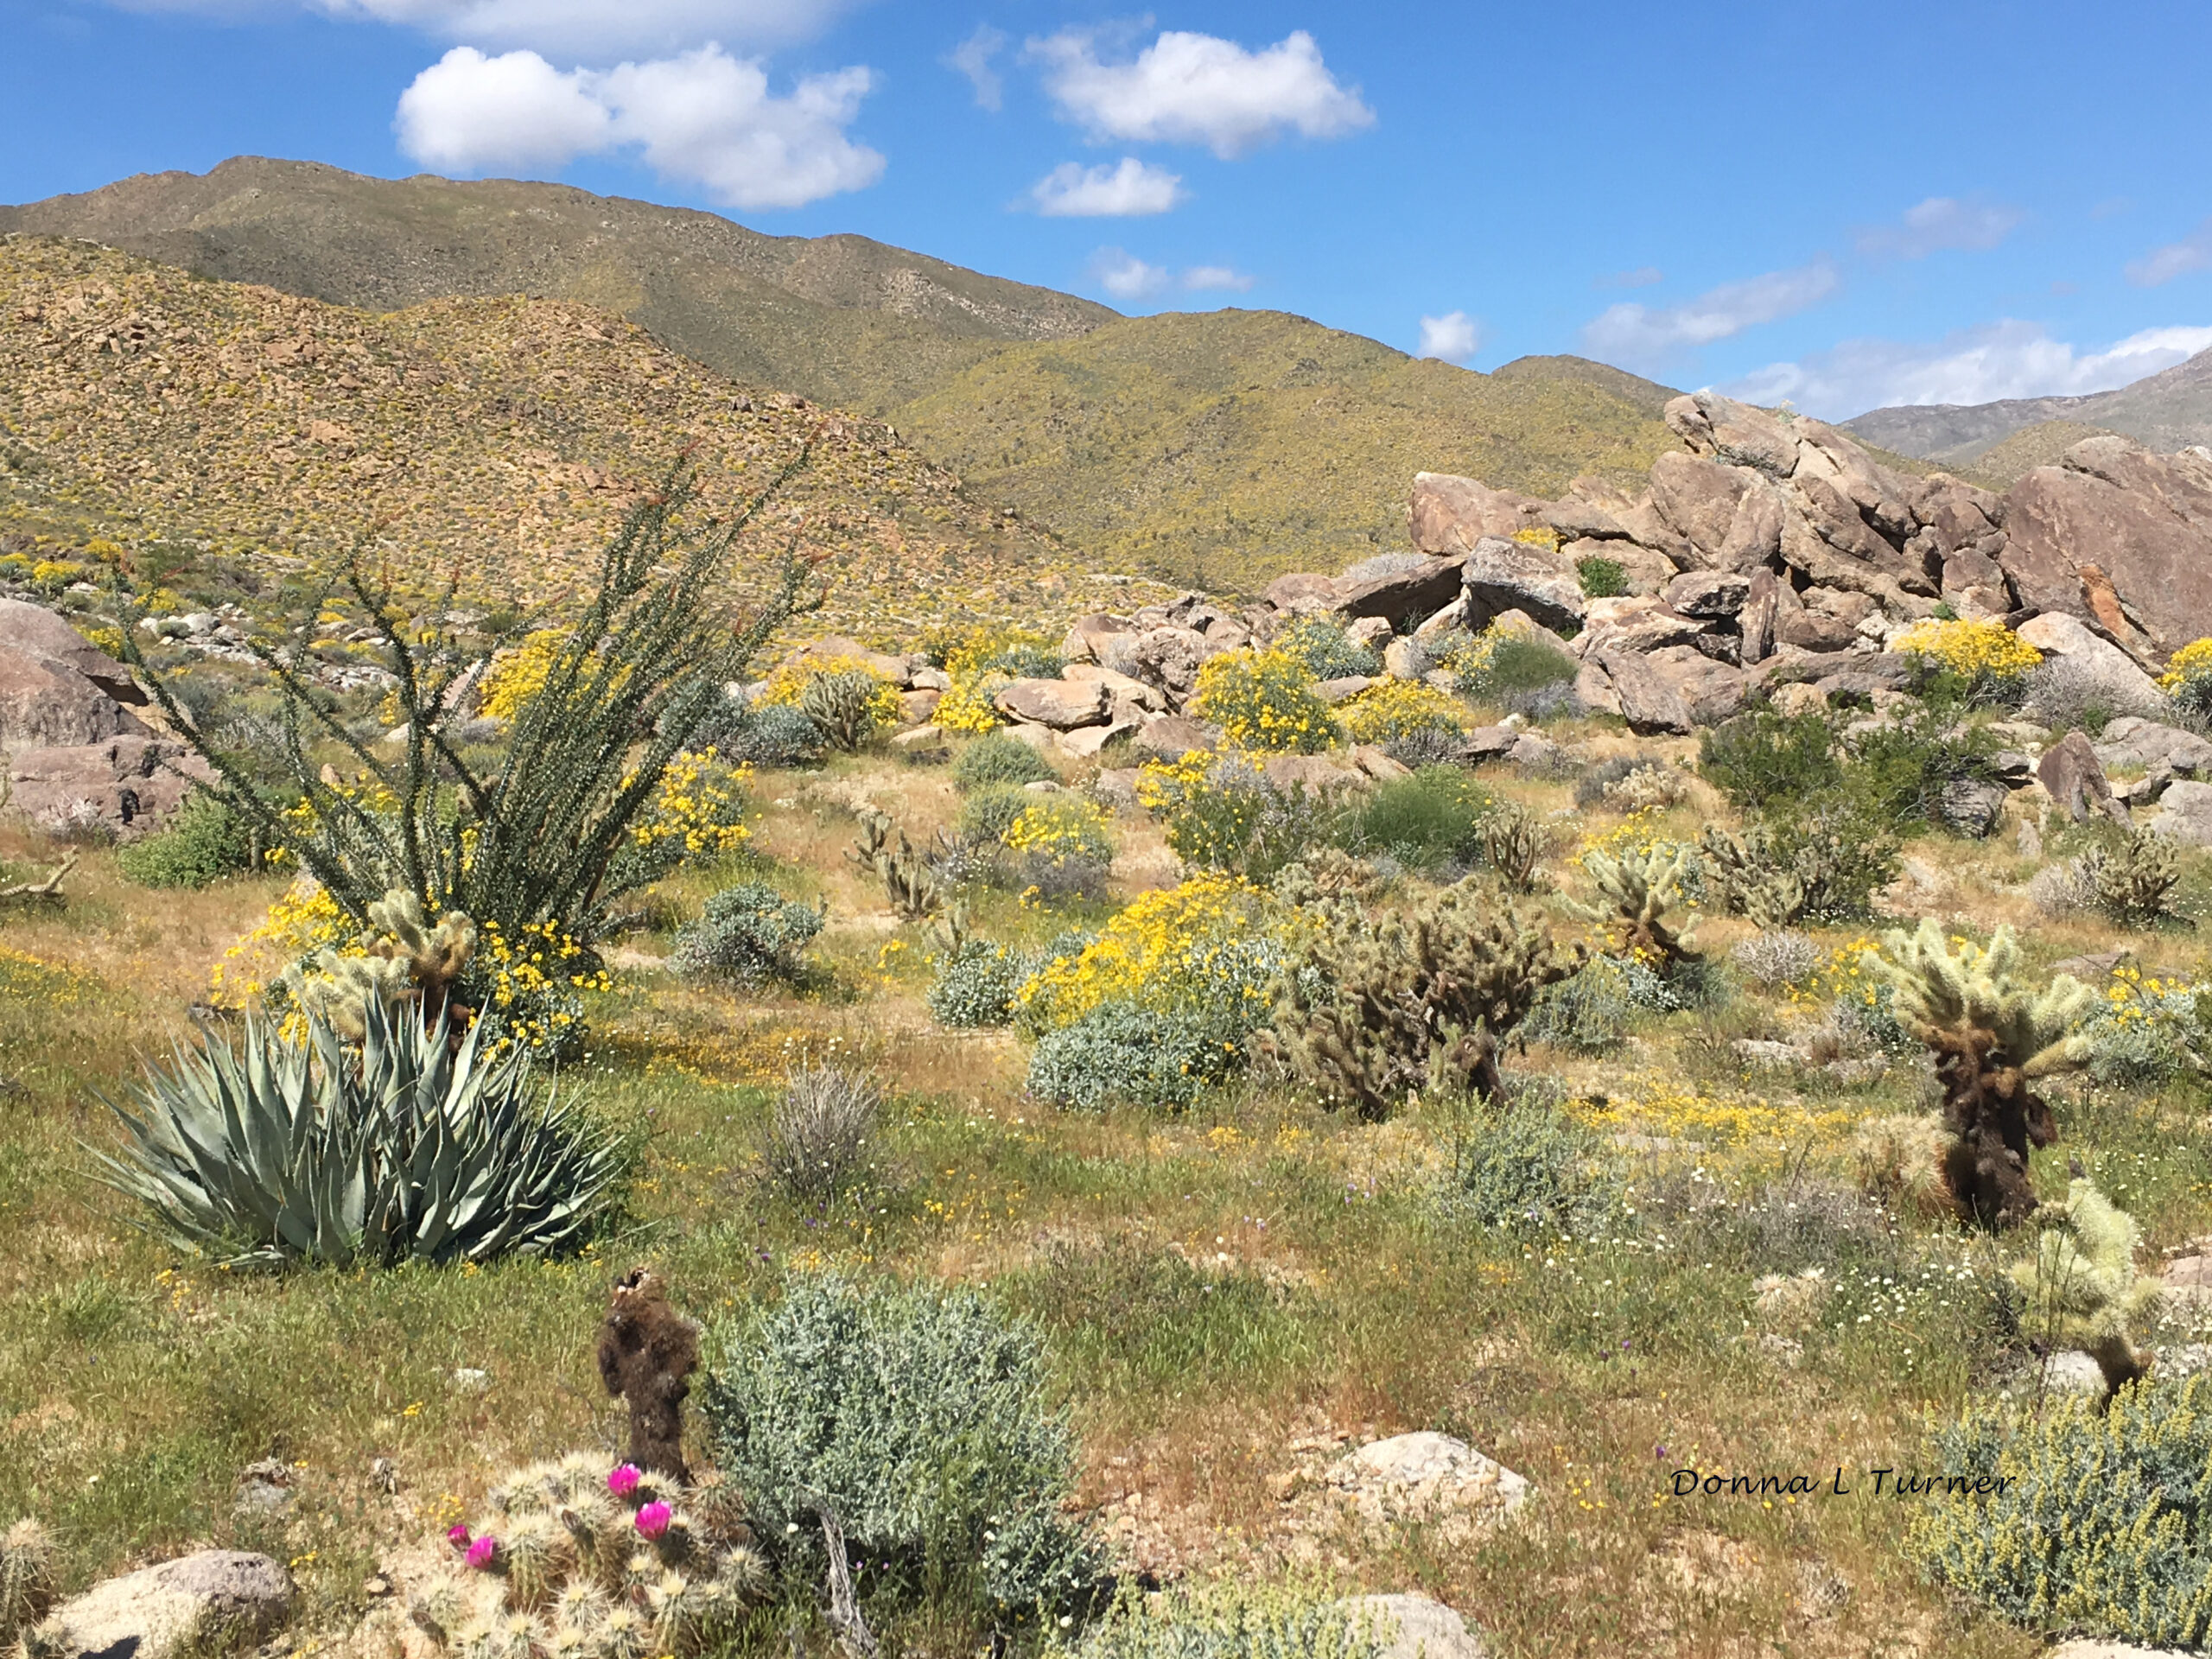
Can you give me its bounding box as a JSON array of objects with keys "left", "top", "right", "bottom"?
[
  {"left": 0, "top": 851, "right": 78, "bottom": 906},
  {"left": 811, "top": 1497, "right": 880, "bottom": 1659}
]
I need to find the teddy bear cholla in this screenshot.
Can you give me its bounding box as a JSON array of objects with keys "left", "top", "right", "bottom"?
[{"left": 411, "top": 1454, "right": 764, "bottom": 1659}]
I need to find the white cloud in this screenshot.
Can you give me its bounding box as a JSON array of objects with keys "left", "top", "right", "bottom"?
[
  {"left": 1088, "top": 248, "right": 1170, "bottom": 301},
  {"left": 1182, "top": 265, "right": 1253, "bottom": 292},
  {"left": 396, "top": 46, "right": 609, "bottom": 170},
  {"left": 1726, "top": 320, "right": 2212, "bottom": 420},
  {"left": 1417, "top": 310, "right": 1482, "bottom": 364},
  {"left": 321, "top": 0, "right": 851, "bottom": 58},
  {"left": 946, "top": 23, "right": 1006, "bottom": 111},
  {"left": 1029, "top": 28, "right": 1374, "bottom": 158},
  {"left": 2129, "top": 219, "right": 2212, "bottom": 286},
  {"left": 395, "top": 42, "right": 882, "bottom": 208},
  {"left": 1856, "top": 195, "right": 2022, "bottom": 259},
  {"left": 1028, "top": 157, "right": 1185, "bottom": 217},
  {"left": 1581, "top": 260, "right": 1840, "bottom": 366}
]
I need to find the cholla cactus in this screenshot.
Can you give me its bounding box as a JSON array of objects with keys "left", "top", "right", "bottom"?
[
  {"left": 2080, "top": 827, "right": 2183, "bottom": 927},
  {"left": 847, "top": 810, "right": 943, "bottom": 921},
  {"left": 1270, "top": 876, "right": 1581, "bottom": 1116},
  {"left": 423, "top": 1456, "right": 763, "bottom": 1659},
  {"left": 800, "top": 670, "right": 883, "bottom": 753},
  {"left": 1569, "top": 842, "right": 1701, "bottom": 973},
  {"left": 294, "top": 887, "right": 479, "bottom": 1039},
  {"left": 2009, "top": 1178, "right": 2162, "bottom": 1399},
  {"left": 1, "top": 1517, "right": 56, "bottom": 1644},
  {"left": 1875, "top": 921, "right": 2094, "bottom": 1227},
  {"left": 1478, "top": 804, "right": 1552, "bottom": 895}
]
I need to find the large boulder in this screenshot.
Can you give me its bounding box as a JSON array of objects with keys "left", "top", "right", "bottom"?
[
  {"left": 2002, "top": 438, "right": 2212, "bottom": 664},
  {"left": 0, "top": 599, "right": 147, "bottom": 705},
  {"left": 34, "top": 1551, "right": 292, "bottom": 1659},
  {"left": 994, "top": 677, "right": 1107, "bottom": 729},
  {"left": 1409, "top": 474, "right": 1548, "bottom": 553},
  {"left": 2016, "top": 612, "right": 2164, "bottom": 708},
  {"left": 0, "top": 648, "right": 148, "bottom": 749},
  {"left": 1131, "top": 714, "right": 1222, "bottom": 762},
  {"left": 1333, "top": 555, "right": 1471, "bottom": 627},
  {"left": 1596, "top": 647, "right": 1694, "bottom": 734},
  {"left": 2095, "top": 717, "right": 2212, "bottom": 798},
  {"left": 1262, "top": 572, "right": 1339, "bottom": 614},
  {"left": 8, "top": 735, "right": 213, "bottom": 835},
  {"left": 1460, "top": 537, "right": 1584, "bottom": 633},
  {"left": 1103, "top": 626, "right": 1217, "bottom": 702},
  {"left": 1648, "top": 452, "right": 1765, "bottom": 569},
  {"left": 2149, "top": 780, "right": 2212, "bottom": 848},
  {"left": 2037, "top": 729, "right": 2128, "bottom": 824},
  {"left": 1342, "top": 1593, "right": 1488, "bottom": 1659}
]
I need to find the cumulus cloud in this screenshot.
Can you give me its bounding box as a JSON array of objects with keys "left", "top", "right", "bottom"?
[
  {"left": 1181, "top": 265, "right": 1253, "bottom": 292},
  {"left": 1088, "top": 248, "right": 1170, "bottom": 301},
  {"left": 2129, "top": 219, "right": 2212, "bottom": 287},
  {"left": 1417, "top": 310, "right": 1482, "bottom": 364},
  {"left": 1029, "top": 27, "right": 1373, "bottom": 158},
  {"left": 946, "top": 23, "right": 1006, "bottom": 111},
  {"left": 1028, "top": 157, "right": 1185, "bottom": 217},
  {"left": 1726, "top": 320, "right": 2212, "bottom": 420},
  {"left": 1856, "top": 195, "right": 2022, "bottom": 259},
  {"left": 395, "top": 42, "right": 882, "bottom": 208},
  {"left": 1581, "top": 260, "right": 1840, "bottom": 366}
]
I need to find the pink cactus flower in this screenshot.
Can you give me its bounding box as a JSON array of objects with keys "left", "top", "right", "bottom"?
[
  {"left": 607, "top": 1464, "right": 642, "bottom": 1498},
  {"left": 632, "top": 1501, "right": 672, "bottom": 1540},
  {"left": 447, "top": 1524, "right": 472, "bottom": 1550},
  {"left": 465, "top": 1535, "right": 498, "bottom": 1570}
]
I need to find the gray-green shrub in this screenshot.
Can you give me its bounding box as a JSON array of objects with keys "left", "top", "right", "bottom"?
[
  {"left": 956, "top": 733, "right": 1059, "bottom": 792},
  {"left": 1447, "top": 1093, "right": 1619, "bottom": 1231},
  {"left": 670, "top": 882, "right": 823, "bottom": 986},
  {"left": 700, "top": 1273, "right": 1106, "bottom": 1629},
  {"left": 927, "top": 939, "right": 1036, "bottom": 1028},
  {"left": 116, "top": 791, "right": 259, "bottom": 888},
  {"left": 1028, "top": 1001, "right": 1243, "bottom": 1110}
]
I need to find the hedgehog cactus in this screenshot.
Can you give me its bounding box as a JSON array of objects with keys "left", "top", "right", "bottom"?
[
  {"left": 1875, "top": 920, "right": 2094, "bottom": 1228},
  {"left": 413, "top": 1457, "right": 764, "bottom": 1659},
  {"left": 2009, "top": 1178, "right": 2162, "bottom": 1400},
  {"left": 1, "top": 1517, "right": 56, "bottom": 1645},
  {"left": 1569, "top": 841, "right": 1701, "bottom": 974}
]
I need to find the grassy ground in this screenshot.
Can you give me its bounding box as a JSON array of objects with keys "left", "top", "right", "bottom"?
[{"left": 3, "top": 725, "right": 2208, "bottom": 1658}]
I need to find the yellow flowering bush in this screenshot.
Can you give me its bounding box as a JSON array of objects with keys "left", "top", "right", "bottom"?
[
  {"left": 30, "top": 558, "right": 86, "bottom": 590},
  {"left": 935, "top": 671, "right": 1009, "bottom": 734},
  {"left": 1136, "top": 748, "right": 1345, "bottom": 881},
  {"left": 758, "top": 652, "right": 903, "bottom": 725},
  {"left": 1892, "top": 619, "right": 2041, "bottom": 693},
  {"left": 478, "top": 628, "right": 568, "bottom": 721},
  {"left": 1339, "top": 679, "right": 1471, "bottom": 746},
  {"left": 1002, "top": 796, "right": 1112, "bottom": 870},
  {"left": 929, "top": 629, "right": 1071, "bottom": 734},
  {"left": 628, "top": 748, "right": 753, "bottom": 858},
  {"left": 1192, "top": 648, "right": 1338, "bottom": 753},
  {"left": 1014, "top": 874, "right": 1295, "bottom": 1033},
  {"left": 2158, "top": 636, "right": 2212, "bottom": 715},
  {"left": 473, "top": 916, "right": 611, "bottom": 1056}
]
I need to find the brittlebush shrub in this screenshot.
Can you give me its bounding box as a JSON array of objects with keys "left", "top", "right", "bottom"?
[
  {"left": 1273, "top": 617, "right": 1380, "bottom": 682},
  {"left": 1136, "top": 750, "right": 1349, "bottom": 883},
  {"left": 1893, "top": 618, "right": 2042, "bottom": 703},
  {"left": 2159, "top": 636, "right": 2212, "bottom": 718},
  {"left": 1338, "top": 680, "right": 1469, "bottom": 748},
  {"left": 1192, "top": 649, "right": 1338, "bottom": 754}
]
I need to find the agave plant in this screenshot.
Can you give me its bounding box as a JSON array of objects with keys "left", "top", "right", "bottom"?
[{"left": 95, "top": 1001, "right": 625, "bottom": 1267}]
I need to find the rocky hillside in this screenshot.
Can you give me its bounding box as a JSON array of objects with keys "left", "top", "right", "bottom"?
[
  {"left": 0, "top": 157, "right": 1113, "bottom": 416},
  {"left": 891, "top": 314, "right": 1680, "bottom": 595},
  {"left": 0, "top": 235, "right": 1147, "bottom": 632},
  {"left": 1846, "top": 344, "right": 2212, "bottom": 467},
  {"left": 3, "top": 160, "right": 1680, "bottom": 598}
]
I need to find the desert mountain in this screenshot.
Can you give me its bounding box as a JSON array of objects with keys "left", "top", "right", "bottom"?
[
  {"left": 1844, "top": 345, "right": 2212, "bottom": 474},
  {"left": 0, "top": 236, "right": 1154, "bottom": 632},
  {"left": 3, "top": 159, "right": 1681, "bottom": 594}
]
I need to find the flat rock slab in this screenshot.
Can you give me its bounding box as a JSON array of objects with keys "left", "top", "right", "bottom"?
[
  {"left": 1343, "top": 1593, "right": 1488, "bottom": 1659},
  {"left": 39, "top": 1550, "right": 292, "bottom": 1659},
  {"left": 1334, "top": 1432, "right": 1531, "bottom": 1529}
]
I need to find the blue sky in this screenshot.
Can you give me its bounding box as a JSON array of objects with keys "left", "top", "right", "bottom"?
[{"left": 7, "top": 0, "right": 2212, "bottom": 419}]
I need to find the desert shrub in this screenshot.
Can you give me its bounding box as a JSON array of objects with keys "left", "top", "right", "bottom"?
[
  {"left": 2028, "top": 858, "right": 2098, "bottom": 918},
  {"left": 1004, "top": 797, "right": 1114, "bottom": 877},
  {"left": 1459, "top": 632, "right": 1580, "bottom": 703},
  {"left": 761, "top": 1065, "right": 883, "bottom": 1205},
  {"left": 1846, "top": 709, "right": 2004, "bottom": 830},
  {"left": 956, "top": 732, "right": 1058, "bottom": 791},
  {"left": 1377, "top": 723, "right": 1466, "bottom": 769},
  {"left": 960, "top": 784, "right": 1034, "bottom": 849},
  {"left": 1273, "top": 617, "right": 1380, "bottom": 682},
  {"left": 1904, "top": 1375, "right": 2212, "bottom": 1646},
  {"left": 1479, "top": 802, "right": 1554, "bottom": 893},
  {"left": 2160, "top": 637, "right": 2212, "bottom": 719},
  {"left": 700, "top": 1273, "right": 1105, "bottom": 1626},
  {"left": 1892, "top": 618, "right": 2042, "bottom": 703},
  {"left": 1337, "top": 680, "right": 1469, "bottom": 749},
  {"left": 1575, "top": 555, "right": 1628, "bottom": 598},
  {"left": 927, "top": 938, "right": 1035, "bottom": 1028},
  {"left": 1446, "top": 1094, "right": 1619, "bottom": 1231},
  {"left": 2080, "top": 824, "right": 2186, "bottom": 926},
  {"left": 1192, "top": 649, "right": 1338, "bottom": 753},
  {"left": 1573, "top": 754, "right": 1682, "bottom": 812},
  {"left": 1137, "top": 750, "right": 1350, "bottom": 883},
  {"left": 1343, "top": 767, "right": 1492, "bottom": 869},
  {"left": 846, "top": 810, "right": 944, "bottom": 920},
  {"left": 1049, "top": 1580, "right": 1385, "bottom": 1659},
  {"left": 2078, "top": 964, "right": 2207, "bottom": 1086},
  {"left": 411, "top": 1454, "right": 766, "bottom": 1659},
  {"left": 2022, "top": 653, "right": 2158, "bottom": 734},
  {"left": 1700, "top": 810, "right": 1899, "bottom": 926},
  {"left": 713, "top": 701, "right": 825, "bottom": 769},
  {"left": 1731, "top": 930, "right": 1820, "bottom": 990},
  {"left": 0, "top": 1520, "right": 56, "bottom": 1650},
  {"left": 1028, "top": 1001, "right": 1244, "bottom": 1110},
  {"left": 1699, "top": 709, "right": 1841, "bottom": 810},
  {"left": 97, "top": 1001, "right": 623, "bottom": 1267},
  {"left": 1520, "top": 956, "right": 1643, "bottom": 1053},
  {"left": 1270, "top": 876, "right": 1580, "bottom": 1112},
  {"left": 670, "top": 882, "right": 823, "bottom": 987},
  {"left": 116, "top": 790, "right": 260, "bottom": 887}
]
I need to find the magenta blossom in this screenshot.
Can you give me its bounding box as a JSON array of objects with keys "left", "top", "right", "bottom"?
[
  {"left": 447, "top": 1524, "right": 472, "bottom": 1550},
  {"left": 607, "top": 1464, "right": 642, "bottom": 1499},
  {"left": 632, "top": 1501, "right": 673, "bottom": 1540},
  {"left": 464, "top": 1535, "right": 498, "bottom": 1571}
]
